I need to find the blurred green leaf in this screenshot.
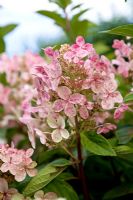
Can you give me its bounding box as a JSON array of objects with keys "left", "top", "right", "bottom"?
[
  {"left": 72, "top": 9, "right": 89, "bottom": 21},
  {"left": 37, "top": 10, "right": 65, "bottom": 29},
  {"left": 0, "top": 24, "right": 17, "bottom": 36},
  {"left": 114, "top": 145, "right": 133, "bottom": 155},
  {"left": 115, "top": 126, "right": 133, "bottom": 144},
  {"left": 0, "top": 24, "right": 17, "bottom": 53},
  {"left": 124, "top": 93, "right": 133, "bottom": 102},
  {"left": 81, "top": 132, "right": 116, "bottom": 156},
  {"left": 71, "top": 4, "right": 83, "bottom": 10},
  {"left": 49, "top": 0, "right": 71, "bottom": 9},
  {"left": 103, "top": 183, "right": 133, "bottom": 199},
  {"left": 0, "top": 38, "right": 5, "bottom": 53},
  {"left": 103, "top": 24, "right": 133, "bottom": 37},
  {"left": 0, "top": 73, "right": 8, "bottom": 85},
  {"left": 0, "top": 128, "right": 6, "bottom": 139}
]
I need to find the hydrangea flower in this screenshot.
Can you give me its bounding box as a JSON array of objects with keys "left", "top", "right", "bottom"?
[{"left": 0, "top": 144, "right": 37, "bottom": 182}]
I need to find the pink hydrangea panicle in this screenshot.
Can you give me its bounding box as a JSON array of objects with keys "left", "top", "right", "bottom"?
[
  {"left": 47, "top": 114, "right": 69, "bottom": 143},
  {"left": 97, "top": 123, "right": 117, "bottom": 134},
  {"left": 0, "top": 178, "right": 18, "bottom": 200},
  {"left": 114, "top": 104, "right": 128, "bottom": 120},
  {"left": 19, "top": 36, "right": 124, "bottom": 148}
]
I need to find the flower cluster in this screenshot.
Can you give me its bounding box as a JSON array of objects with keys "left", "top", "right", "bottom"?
[
  {"left": 0, "top": 52, "right": 44, "bottom": 129},
  {"left": 112, "top": 39, "right": 133, "bottom": 80},
  {"left": 0, "top": 144, "right": 37, "bottom": 182},
  {"left": 20, "top": 36, "right": 123, "bottom": 148}
]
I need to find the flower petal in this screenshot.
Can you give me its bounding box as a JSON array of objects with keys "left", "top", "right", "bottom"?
[
  {"left": 76, "top": 36, "right": 85, "bottom": 46},
  {"left": 15, "top": 170, "right": 26, "bottom": 182},
  {"left": 64, "top": 103, "right": 76, "bottom": 117},
  {"left": 69, "top": 93, "right": 86, "bottom": 105},
  {"left": 101, "top": 98, "right": 114, "bottom": 110},
  {"left": 44, "top": 192, "right": 58, "bottom": 200},
  {"left": 60, "top": 129, "right": 69, "bottom": 139},
  {"left": 34, "top": 190, "right": 44, "bottom": 199},
  {"left": 79, "top": 105, "right": 89, "bottom": 119},
  {"left": 47, "top": 115, "right": 65, "bottom": 129},
  {"left": 53, "top": 99, "right": 65, "bottom": 112},
  {"left": 34, "top": 128, "right": 46, "bottom": 144},
  {"left": 27, "top": 168, "right": 37, "bottom": 177},
  {"left": 51, "top": 130, "right": 62, "bottom": 143},
  {"left": 57, "top": 86, "right": 71, "bottom": 100}
]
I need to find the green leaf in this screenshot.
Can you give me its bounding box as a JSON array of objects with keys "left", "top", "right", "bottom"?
[
  {"left": 0, "top": 24, "right": 17, "bottom": 36},
  {"left": 37, "top": 10, "right": 65, "bottom": 28},
  {"left": 71, "top": 4, "right": 82, "bottom": 10},
  {"left": 103, "top": 183, "right": 133, "bottom": 199},
  {"left": 23, "top": 159, "right": 70, "bottom": 196},
  {"left": 103, "top": 24, "right": 133, "bottom": 37},
  {"left": 0, "top": 73, "right": 8, "bottom": 85},
  {"left": 50, "top": 158, "right": 72, "bottom": 167},
  {"left": 72, "top": 9, "right": 89, "bottom": 21},
  {"left": 81, "top": 132, "right": 116, "bottom": 156},
  {"left": 44, "top": 179, "right": 79, "bottom": 200},
  {"left": 0, "top": 38, "right": 5, "bottom": 53},
  {"left": 124, "top": 93, "right": 133, "bottom": 102},
  {"left": 49, "top": 0, "right": 71, "bottom": 9},
  {"left": 115, "top": 126, "right": 133, "bottom": 144},
  {"left": 23, "top": 165, "right": 56, "bottom": 196},
  {"left": 114, "top": 145, "right": 133, "bottom": 155}
]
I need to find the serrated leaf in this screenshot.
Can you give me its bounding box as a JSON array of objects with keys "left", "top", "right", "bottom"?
[
  {"left": 103, "top": 183, "right": 133, "bottom": 199},
  {"left": 124, "top": 93, "right": 133, "bottom": 102},
  {"left": 44, "top": 179, "right": 79, "bottom": 200},
  {"left": 102, "top": 24, "right": 133, "bottom": 37},
  {"left": 81, "top": 132, "right": 116, "bottom": 156},
  {"left": 115, "top": 126, "right": 133, "bottom": 144}
]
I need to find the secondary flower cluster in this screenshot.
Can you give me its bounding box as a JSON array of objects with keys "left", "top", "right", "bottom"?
[
  {"left": 0, "top": 144, "right": 37, "bottom": 182},
  {"left": 0, "top": 52, "right": 44, "bottom": 129},
  {"left": 20, "top": 36, "right": 124, "bottom": 148},
  {"left": 112, "top": 39, "right": 133, "bottom": 79}
]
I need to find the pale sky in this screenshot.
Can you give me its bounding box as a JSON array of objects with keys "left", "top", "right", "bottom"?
[{"left": 0, "top": 0, "right": 132, "bottom": 55}]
